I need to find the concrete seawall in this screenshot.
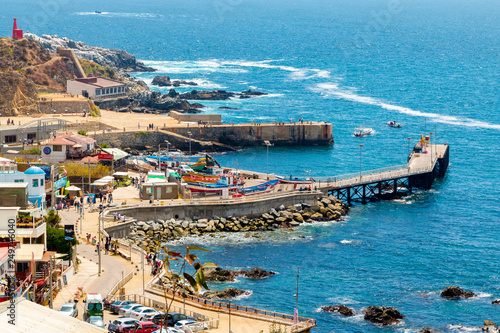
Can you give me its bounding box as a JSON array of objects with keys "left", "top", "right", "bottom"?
[
  {"left": 104, "top": 192, "right": 320, "bottom": 238},
  {"left": 163, "top": 122, "right": 333, "bottom": 146}
]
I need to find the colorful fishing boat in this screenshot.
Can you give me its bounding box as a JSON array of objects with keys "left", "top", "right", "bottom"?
[
  {"left": 187, "top": 183, "right": 244, "bottom": 193},
  {"left": 354, "top": 127, "right": 373, "bottom": 137},
  {"left": 182, "top": 174, "right": 220, "bottom": 183},
  {"left": 239, "top": 179, "right": 280, "bottom": 196},
  {"left": 387, "top": 121, "right": 402, "bottom": 128}
]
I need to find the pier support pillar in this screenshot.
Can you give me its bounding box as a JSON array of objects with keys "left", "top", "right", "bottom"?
[
  {"left": 393, "top": 179, "right": 397, "bottom": 194},
  {"left": 378, "top": 182, "right": 382, "bottom": 200},
  {"left": 362, "top": 185, "right": 366, "bottom": 204},
  {"left": 347, "top": 187, "right": 351, "bottom": 206}
]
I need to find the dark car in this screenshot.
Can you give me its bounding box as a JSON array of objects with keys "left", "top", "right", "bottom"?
[
  {"left": 110, "top": 300, "right": 135, "bottom": 314},
  {"left": 149, "top": 312, "right": 196, "bottom": 327}
]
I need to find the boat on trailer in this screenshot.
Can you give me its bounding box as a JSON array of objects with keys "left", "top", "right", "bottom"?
[
  {"left": 239, "top": 179, "right": 280, "bottom": 196},
  {"left": 354, "top": 127, "right": 373, "bottom": 137}
]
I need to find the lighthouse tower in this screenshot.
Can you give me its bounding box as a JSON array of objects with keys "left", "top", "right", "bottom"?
[{"left": 12, "top": 18, "right": 23, "bottom": 40}]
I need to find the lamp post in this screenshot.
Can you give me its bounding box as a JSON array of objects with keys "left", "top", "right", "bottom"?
[
  {"left": 263, "top": 140, "right": 274, "bottom": 180},
  {"left": 157, "top": 140, "right": 170, "bottom": 171},
  {"left": 429, "top": 132, "right": 433, "bottom": 164},
  {"left": 187, "top": 132, "right": 192, "bottom": 156},
  {"left": 358, "top": 144, "right": 364, "bottom": 179},
  {"left": 293, "top": 267, "right": 299, "bottom": 324},
  {"left": 407, "top": 137, "right": 411, "bottom": 161}
]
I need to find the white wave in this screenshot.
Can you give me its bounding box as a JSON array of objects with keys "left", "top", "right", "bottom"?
[
  {"left": 74, "top": 12, "right": 163, "bottom": 18},
  {"left": 475, "top": 292, "right": 493, "bottom": 298},
  {"left": 325, "top": 296, "right": 361, "bottom": 305},
  {"left": 311, "top": 83, "right": 500, "bottom": 130},
  {"left": 447, "top": 324, "right": 481, "bottom": 332},
  {"left": 222, "top": 60, "right": 331, "bottom": 80},
  {"left": 340, "top": 239, "right": 353, "bottom": 244},
  {"left": 141, "top": 60, "right": 248, "bottom": 74}
]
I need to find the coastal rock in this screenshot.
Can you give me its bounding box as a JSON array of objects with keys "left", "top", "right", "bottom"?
[
  {"left": 440, "top": 286, "right": 476, "bottom": 299},
  {"left": 321, "top": 305, "right": 354, "bottom": 317},
  {"left": 236, "top": 267, "right": 275, "bottom": 279},
  {"left": 482, "top": 320, "right": 499, "bottom": 333},
  {"left": 204, "top": 268, "right": 235, "bottom": 282},
  {"left": 179, "top": 89, "right": 267, "bottom": 101},
  {"left": 363, "top": 306, "right": 404, "bottom": 325},
  {"left": 419, "top": 328, "right": 439, "bottom": 333},
  {"left": 203, "top": 288, "right": 250, "bottom": 300},
  {"left": 152, "top": 75, "right": 198, "bottom": 87},
  {"left": 492, "top": 299, "right": 500, "bottom": 305},
  {"left": 25, "top": 33, "right": 155, "bottom": 72}
]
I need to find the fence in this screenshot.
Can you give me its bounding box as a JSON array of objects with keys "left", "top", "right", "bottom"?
[
  {"left": 148, "top": 282, "right": 316, "bottom": 328},
  {"left": 106, "top": 270, "right": 134, "bottom": 300}
]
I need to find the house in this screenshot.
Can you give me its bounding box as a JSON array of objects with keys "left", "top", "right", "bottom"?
[
  {"left": 0, "top": 166, "right": 47, "bottom": 210},
  {"left": 41, "top": 133, "right": 96, "bottom": 163},
  {"left": 66, "top": 77, "right": 127, "bottom": 100}
]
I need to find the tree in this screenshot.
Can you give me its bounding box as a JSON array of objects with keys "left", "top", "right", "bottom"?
[
  {"left": 46, "top": 210, "right": 61, "bottom": 227},
  {"left": 150, "top": 242, "right": 216, "bottom": 330},
  {"left": 47, "top": 226, "right": 78, "bottom": 257},
  {"left": 77, "top": 129, "right": 87, "bottom": 136}
]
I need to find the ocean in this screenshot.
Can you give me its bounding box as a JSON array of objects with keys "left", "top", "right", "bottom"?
[{"left": 1, "top": 0, "right": 499, "bottom": 331}]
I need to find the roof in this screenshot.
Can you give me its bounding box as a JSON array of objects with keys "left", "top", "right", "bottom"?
[
  {"left": 72, "top": 77, "right": 125, "bottom": 89},
  {"left": 0, "top": 182, "right": 28, "bottom": 189},
  {"left": 0, "top": 247, "right": 8, "bottom": 264},
  {"left": 42, "top": 137, "right": 75, "bottom": 146},
  {"left": 15, "top": 244, "right": 45, "bottom": 262},
  {"left": 41, "top": 251, "right": 57, "bottom": 262},
  {"left": 113, "top": 172, "right": 129, "bottom": 177},
  {"left": 24, "top": 166, "right": 46, "bottom": 175},
  {"left": 81, "top": 156, "right": 99, "bottom": 163},
  {"left": 101, "top": 148, "right": 129, "bottom": 160},
  {"left": 0, "top": 298, "right": 107, "bottom": 332},
  {"left": 61, "top": 133, "right": 96, "bottom": 144}
]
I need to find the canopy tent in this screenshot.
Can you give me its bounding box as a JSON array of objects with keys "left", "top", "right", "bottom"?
[
  {"left": 113, "top": 172, "right": 129, "bottom": 177},
  {"left": 90, "top": 181, "right": 108, "bottom": 186},
  {"left": 100, "top": 176, "right": 114, "bottom": 182},
  {"left": 65, "top": 185, "right": 81, "bottom": 191},
  {"left": 101, "top": 148, "right": 129, "bottom": 160}
]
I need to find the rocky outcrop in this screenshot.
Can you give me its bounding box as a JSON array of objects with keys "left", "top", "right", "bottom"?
[
  {"left": 492, "top": 299, "right": 500, "bottom": 305},
  {"left": 152, "top": 76, "right": 197, "bottom": 87},
  {"left": 25, "top": 33, "right": 155, "bottom": 72},
  {"left": 126, "top": 196, "right": 349, "bottom": 248},
  {"left": 203, "top": 288, "right": 250, "bottom": 300},
  {"left": 204, "top": 268, "right": 235, "bottom": 282},
  {"left": 236, "top": 267, "right": 275, "bottom": 279},
  {"left": 0, "top": 72, "right": 39, "bottom": 116},
  {"left": 179, "top": 89, "right": 267, "bottom": 101},
  {"left": 420, "top": 328, "right": 439, "bottom": 333},
  {"left": 482, "top": 320, "right": 499, "bottom": 333},
  {"left": 440, "top": 286, "right": 476, "bottom": 299},
  {"left": 321, "top": 305, "right": 354, "bottom": 317},
  {"left": 363, "top": 306, "right": 404, "bottom": 325}
]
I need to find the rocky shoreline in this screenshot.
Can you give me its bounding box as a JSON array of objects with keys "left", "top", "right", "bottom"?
[{"left": 126, "top": 196, "right": 349, "bottom": 250}]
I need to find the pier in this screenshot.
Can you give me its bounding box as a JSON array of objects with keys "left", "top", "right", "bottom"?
[{"left": 317, "top": 144, "right": 450, "bottom": 205}]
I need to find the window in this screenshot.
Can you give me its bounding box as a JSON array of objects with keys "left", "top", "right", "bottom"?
[
  {"left": 32, "top": 179, "right": 38, "bottom": 187},
  {"left": 106, "top": 88, "right": 109, "bottom": 94},
  {"left": 96, "top": 89, "right": 101, "bottom": 96},
  {"left": 5, "top": 135, "right": 16, "bottom": 143},
  {"left": 114, "top": 87, "right": 117, "bottom": 93},
  {"left": 53, "top": 145, "right": 62, "bottom": 152},
  {"left": 14, "top": 179, "right": 24, "bottom": 183},
  {"left": 27, "top": 133, "right": 36, "bottom": 140},
  {"left": 40, "top": 179, "right": 44, "bottom": 186}
]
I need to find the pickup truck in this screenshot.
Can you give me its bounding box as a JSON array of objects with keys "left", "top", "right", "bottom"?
[{"left": 122, "top": 321, "right": 159, "bottom": 333}]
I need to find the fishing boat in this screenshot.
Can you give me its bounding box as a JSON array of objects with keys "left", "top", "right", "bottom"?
[
  {"left": 239, "top": 179, "right": 280, "bottom": 196},
  {"left": 94, "top": 11, "right": 102, "bottom": 14},
  {"left": 354, "top": 127, "right": 373, "bottom": 137},
  {"left": 187, "top": 183, "right": 244, "bottom": 193},
  {"left": 387, "top": 121, "right": 402, "bottom": 128},
  {"left": 277, "top": 176, "right": 312, "bottom": 184},
  {"left": 182, "top": 174, "right": 220, "bottom": 184},
  {"left": 188, "top": 158, "right": 207, "bottom": 171}
]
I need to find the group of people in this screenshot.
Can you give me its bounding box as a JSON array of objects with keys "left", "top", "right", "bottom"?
[
  {"left": 112, "top": 212, "right": 127, "bottom": 222},
  {"left": 146, "top": 253, "right": 163, "bottom": 275},
  {"left": 6, "top": 118, "right": 16, "bottom": 125},
  {"left": 0, "top": 275, "right": 15, "bottom": 297},
  {"left": 87, "top": 234, "right": 113, "bottom": 255}
]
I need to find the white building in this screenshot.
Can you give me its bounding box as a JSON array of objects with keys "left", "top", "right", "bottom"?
[
  {"left": 0, "top": 165, "right": 47, "bottom": 210},
  {"left": 41, "top": 133, "right": 96, "bottom": 163},
  {"left": 66, "top": 77, "right": 127, "bottom": 100}
]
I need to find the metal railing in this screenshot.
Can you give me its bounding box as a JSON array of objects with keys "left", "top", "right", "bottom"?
[
  {"left": 149, "top": 282, "right": 316, "bottom": 328},
  {"left": 106, "top": 270, "right": 134, "bottom": 299}
]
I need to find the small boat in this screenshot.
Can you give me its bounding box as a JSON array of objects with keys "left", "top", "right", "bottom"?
[
  {"left": 94, "top": 11, "right": 102, "bottom": 14},
  {"left": 277, "top": 176, "right": 312, "bottom": 185},
  {"left": 387, "top": 121, "right": 402, "bottom": 128},
  {"left": 182, "top": 175, "right": 220, "bottom": 184},
  {"left": 187, "top": 183, "right": 244, "bottom": 193},
  {"left": 354, "top": 127, "right": 373, "bottom": 137},
  {"left": 239, "top": 179, "right": 280, "bottom": 196}
]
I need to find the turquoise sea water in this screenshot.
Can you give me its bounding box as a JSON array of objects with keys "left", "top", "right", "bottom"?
[{"left": 1, "top": 0, "right": 499, "bottom": 331}]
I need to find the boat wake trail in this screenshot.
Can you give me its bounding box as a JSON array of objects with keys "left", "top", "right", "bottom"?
[
  {"left": 74, "top": 12, "right": 162, "bottom": 18},
  {"left": 311, "top": 83, "right": 500, "bottom": 130}
]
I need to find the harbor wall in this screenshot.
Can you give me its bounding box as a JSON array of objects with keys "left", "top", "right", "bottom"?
[
  {"left": 168, "top": 111, "right": 222, "bottom": 124},
  {"left": 163, "top": 122, "right": 334, "bottom": 146},
  {"left": 104, "top": 192, "right": 320, "bottom": 238}
]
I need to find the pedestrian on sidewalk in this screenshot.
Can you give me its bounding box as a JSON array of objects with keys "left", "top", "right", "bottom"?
[
  {"left": 105, "top": 243, "right": 109, "bottom": 255},
  {"left": 96, "top": 243, "right": 99, "bottom": 254},
  {"left": 113, "top": 212, "right": 117, "bottom": 221},
  {"left": 86, "top": 233, "right": 90, "bottom": 243}
]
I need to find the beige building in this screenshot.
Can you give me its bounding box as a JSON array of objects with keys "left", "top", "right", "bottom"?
[{"left": 66, "top": 77, "right": 126, "bottom": 100}]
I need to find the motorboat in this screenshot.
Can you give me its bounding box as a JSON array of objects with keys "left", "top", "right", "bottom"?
[
  {"left": 387, "top": 121, "right": 402, "bottom": 128},
  {"left": 277, "top": 176, "right": 312, "bottom": 184},
  {"left": 354, "top": 127, "right": 373, "bottom": 137}
]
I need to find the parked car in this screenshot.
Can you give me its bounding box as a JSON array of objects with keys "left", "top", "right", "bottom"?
[
  {"left": 110, "top": 300, "right": 135, "bottom": 314},
  {"left": 174, "top": 320, "right": 209, "bottom": 332},
  {"left": 166, "top": 312, "right": 196, "bottom": 326},
  {"left": 87, "top": 316, "right": 106, "bottom": 329},
  {"left": 120, "top": 304, "right": 145, "bottom": 316},
  {"left": 59, "top": 302, "right": 78, "bottom": 317},
  {"left": 122, "top": 321, "right": 159, "bottom": 333},
  {"left": 152, "top": 328, "right": 184, "bottom": 333},
  {"left": 131, "top": 307, "right": 160, "bottom": 321},
  {"left": 108, "top": 317, "right": 139, "bottom": 333}
]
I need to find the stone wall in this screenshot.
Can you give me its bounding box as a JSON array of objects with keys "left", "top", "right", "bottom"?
[
  {"left": 163, "top": 122, "right": 333, "bottom": 146},
  {"left": 38, "top": 99, "right": 92, "bottom": 114},
  {"left": 169, "top": 111, "right": 222, "bottom": 124}
]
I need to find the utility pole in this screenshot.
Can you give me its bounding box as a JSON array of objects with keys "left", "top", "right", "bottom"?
[
  {"left": 142, "top": 249, "right": 145, "bottom": 295},
  {"left": 263, "top": 140, "right": 273, "bottom": 180},
  {"left": 294, "top": 266, "right": 299, "bottom": 324},
  {"left": 228, "top": 300, "right": 231, "bottom": 333},
  {"left": 359, "top": 144, "right": 364, "bottom": 179},
  {"left": 80, "top": 175, "right": 84, "bottom": 235},
  {"left": 98, "top": 207, "right": 102, "bottom": 277},
  {"left": 49, "top": 255, "right": 53, "bottom": 309}
]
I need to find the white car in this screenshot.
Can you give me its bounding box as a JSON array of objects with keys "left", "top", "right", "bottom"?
[
  {"left": 131, "top": 307, "right": 159, "bottom": 320},
  {"left": 153, "top": 328, "right": 184, "bottom": 333},
  {"left": 108, "top": 317, "right": 139, "bottom": 333},
  {"left": 59, "top": 302, "right": 78, "bottom": 317},
  {"left": 174, "top": 320, "right": 209, "bottom": 332},
  {"left": 119, "top": 304, "right": 145, "bottom": 316}
]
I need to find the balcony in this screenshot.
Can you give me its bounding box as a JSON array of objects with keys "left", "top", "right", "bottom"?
[{"left": 17, "top": 216, "right": 45, "bottom": 229}]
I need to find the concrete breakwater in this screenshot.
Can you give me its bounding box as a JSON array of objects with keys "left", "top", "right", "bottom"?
[{"left": 124, "top": 195, "right": 349, "bottom": 249}]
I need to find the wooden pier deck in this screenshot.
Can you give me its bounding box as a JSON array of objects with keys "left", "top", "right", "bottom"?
[{"left": 317, "top": 144, "right": 450, "bottom": 204}]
